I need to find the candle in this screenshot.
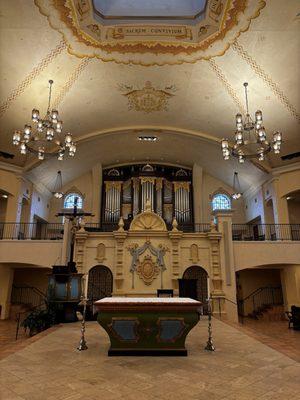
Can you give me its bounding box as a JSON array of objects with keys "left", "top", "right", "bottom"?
[
  {"left": 207, "top": 276, "right": 210, "bottom": 298},
  {"left": 84, "top": 273, "right": 89, "bottom": 299}
]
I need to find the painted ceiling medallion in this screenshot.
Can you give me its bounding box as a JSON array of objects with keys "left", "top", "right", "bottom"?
[
  {"left": 35, "top": 0, "right": 265, "bottom": 65},
  {"left": 119, "top": 81, "right": 176, "bottom": 113}
]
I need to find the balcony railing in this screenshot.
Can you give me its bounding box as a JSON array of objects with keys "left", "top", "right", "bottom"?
[
  {"left": 232, "top": 224, "right": 300, "bottom": 241},
  {"left": 0, "top": 222, "right": 64, "bottom": 240},
  {"left": 84, "top": 222, "right": 211, "bottom": 233}
]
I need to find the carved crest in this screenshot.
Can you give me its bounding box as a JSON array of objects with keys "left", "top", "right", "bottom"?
[
  {"left": 119, "top": 81, "right": 176, "bottom": 113},
  {"left": 136, "top": 256, "right": 160, "bottom": 285},
  {"left": 127, "top": 241, "right": 168, "bottom": 285}
]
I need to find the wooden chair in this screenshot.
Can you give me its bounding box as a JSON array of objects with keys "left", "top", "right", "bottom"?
[{"left": 286, "top": 305, "right": 300, "bottom": 330}]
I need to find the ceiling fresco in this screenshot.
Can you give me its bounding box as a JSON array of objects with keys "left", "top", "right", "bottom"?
[
  {"left": 34, "top": 0, "right": 265, "bottom": 65},
  {"left": 0, "top": 0, "right": 299, "bottom": 193}
]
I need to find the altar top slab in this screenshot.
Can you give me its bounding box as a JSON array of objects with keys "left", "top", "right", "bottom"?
[{"left": 94, "top": 297, "right": 202, "bottom": 311}]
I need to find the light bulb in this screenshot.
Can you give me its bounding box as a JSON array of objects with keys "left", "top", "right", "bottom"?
[
  {"left": 32, "top": 109, "right": 39, "bottom": 122},
  {"left": 58, "top": 150, "right": 64, "bottom": 161},
  {"left": 46, "top": 127, "right": 54, "bottom": 141},
  {"left": 37, "top": 120, "right": 43, "bottom": 132},
  {"left": 13, "top": 130, "right": 21, "bottom": 145},
  {"left": 255, "top": 110, "right": 262, "bottom": 122},
  {"left": 20, "top": 142, "right": 27, "bottom": 154},
  {"left": 69, "top": 143, "right": 76, "bottom": 157},
  {"left": 238, "top": 155, "right": 245, "bottom": 163},
  {"left": 235, "top": 132, "right": 243, "bottom": 145},
  {"left": 56, "top": 120, "right": 62, "bottom": 133},
  {"left": 38, "top": 147, "right": 45, "bottom": 160},
  {"left": 65, "top": 133, "right": 72, "bottom": 147},
  {"left": 51, "top": 109, "right": 58, "bottom": 122},
  {"left": 54, "top": 192, "right": 63, "bottom": 199},
  {"left": 221, "top": 139, "right": 229, "bottom": 149},
  {"left": 236, "top": 113, "right": 243, "bottom": 124}
]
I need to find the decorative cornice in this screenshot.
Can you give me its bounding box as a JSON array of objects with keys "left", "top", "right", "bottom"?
[
  {"left": 0, "top": 161, "right": 23, "bottom": 174},
  {"left": 271, "top": 162, "right": 300, "bottom": 176}
]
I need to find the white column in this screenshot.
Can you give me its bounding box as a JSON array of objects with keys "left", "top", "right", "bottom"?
[{"left": 91, "top": 163, "right": 102, "bottom": 223}]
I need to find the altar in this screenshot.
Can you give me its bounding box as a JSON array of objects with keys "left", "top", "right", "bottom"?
[{"left": 94, "top": 297, "right": 202, "bottom": 356}]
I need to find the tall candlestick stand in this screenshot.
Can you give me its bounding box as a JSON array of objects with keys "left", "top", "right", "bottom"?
[
  {"left": 205, "top": 297, "right": 215, "bottom": 352},
  {"left": 77, "top": 296, "right": 88, "bottom": 351}
]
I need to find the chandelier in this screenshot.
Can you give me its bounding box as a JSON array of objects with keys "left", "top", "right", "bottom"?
[
  {"left": 12, "top": 80, "right": 76, "bottom": 161},
  {"left": 52, "top": 171, "right": 64, "bottom": 199},
  {"left": 232, "top": 172, "right": 242, "bottom": 200},
  {"left": 221, "top": 82, "right": 282, "bottom": 163}
]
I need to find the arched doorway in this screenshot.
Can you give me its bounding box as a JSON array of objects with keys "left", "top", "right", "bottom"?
[
  {"left": 183, "top": 266, "right": 208, "bottom": 313},
  {"left": 87, "top": 265, "right": 113, "bottom": 302}
]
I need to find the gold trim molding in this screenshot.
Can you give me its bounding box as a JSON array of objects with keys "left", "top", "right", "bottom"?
[{"left": 34, "top": 0, "right": 265, "bottom": 66}]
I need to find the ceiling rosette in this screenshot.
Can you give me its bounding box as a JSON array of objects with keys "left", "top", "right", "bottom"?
[{"left": 35, "top": 0, "right": 265, "bottom": 65}]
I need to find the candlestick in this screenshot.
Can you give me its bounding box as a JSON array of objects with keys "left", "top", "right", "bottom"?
[
  {"left": 77, "top": 296, "right": 88, "bottom": 351},
  {"left": 205, "top": 297, "right": 215, "bottom": 352}
]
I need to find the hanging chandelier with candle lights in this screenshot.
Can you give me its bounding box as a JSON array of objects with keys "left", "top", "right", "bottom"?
[
  {"left": 52, "top": 170, "right": 64, "bottom": 199},
  {"left": 12, "top": 80, "right": 76, "bottom": 161},
  {"left": 221, "top": 82, "right": 282, "bottom": 163},
  {"left": 232, "top": 172, "right": 242, "bottom": 200}
]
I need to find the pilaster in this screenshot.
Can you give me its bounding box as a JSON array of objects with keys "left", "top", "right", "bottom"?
[
  {"left": 168, "top": 230, "right": 183, "bottom": 282},
  {"left": 74, "top": 228, "right": 89, "bottom": 273},
  {"left": 113, "top": 230, "right": 128, "bottom": 281}
]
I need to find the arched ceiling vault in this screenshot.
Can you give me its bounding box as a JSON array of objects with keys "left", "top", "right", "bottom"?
[{"left": 0, "top": 0, "right": 299, "bottom": 192}]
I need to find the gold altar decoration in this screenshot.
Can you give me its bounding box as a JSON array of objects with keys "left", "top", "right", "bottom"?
[
  {"left": 129, "top": 202, "right": 167, "bottom": 231},
  {"left": 35, "top": 0, "right": 265, "bottom": 65},
  {"left": 119, "top": 82, "right": 176, "bottom": 113},
  {"left": 136, "top": 256, "right": 160, "bottom": 285}
]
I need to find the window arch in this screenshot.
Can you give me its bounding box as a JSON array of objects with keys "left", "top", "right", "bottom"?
[
  {"left": 211, "top": 193, "right": 231, "bottom": 211},
  {"left": 64, "top": 193, "right": 83, "bottom": 209}
]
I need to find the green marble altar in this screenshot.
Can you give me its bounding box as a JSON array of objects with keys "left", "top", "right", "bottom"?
[{"left": 94, "top": 297, "right": 202, "bottom": 356}]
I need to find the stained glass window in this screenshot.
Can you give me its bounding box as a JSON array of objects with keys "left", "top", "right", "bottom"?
[
  {"left": 64, "top": 193, "right": 83, "bottom": 209},
  {"left": 212, "top": 193, "right": 231, "bottom": 211}
]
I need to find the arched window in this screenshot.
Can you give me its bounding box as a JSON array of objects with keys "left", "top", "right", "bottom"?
[
  {"left": 212, "top": 193, "right": 231, "bottom": 211},
  {"left": 64, "top": 193, "right": 83, "bottom": 209}
]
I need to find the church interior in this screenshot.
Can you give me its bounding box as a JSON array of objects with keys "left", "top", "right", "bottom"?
[{"left": 0, "top": 0, "right": 300, "bottom": 398}]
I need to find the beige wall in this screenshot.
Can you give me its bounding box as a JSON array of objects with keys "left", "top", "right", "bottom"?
[
  {"left": 0, "top": 241, "right": 63, "bottom": 268},
  {"left": 234, "top": 242, "right": 300, "bottom": 271},
  {"left": 49, "top": 170, "right": 94, "bottom": 223},
  {"left": 281, "top": 265, "right": 300, "bottom": 309},
  {"left": 0, "top": 168, "right": 51, "bottom": 223}
]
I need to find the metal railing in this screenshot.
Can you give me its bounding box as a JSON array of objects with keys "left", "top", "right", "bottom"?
[
  {"left": 238, "top": 286, "right": 283, "bottom": 319},
  {"left": 0, "top": 222, "right": 64, "bottom": 240},
  {"left": 11, "top": 284, "right": 47, "bottom": 309},
  {"left": 232, "top": 224, "right": 300, "bottom": 241},
  {"left": 84, "top": 222, "right": 211, "bottom": 233}
]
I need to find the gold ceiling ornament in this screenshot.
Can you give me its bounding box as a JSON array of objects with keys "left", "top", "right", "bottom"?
[
  {"left": 119, "top": 81, "right": 176, "bottom": 113},
  {"left": 34, "top": 0, "right": 265, "bottom": 66},
  {"left": 232, "top": 40, "right": 300, "bottom": 123},
  {"left": 0, "top": 40, "right": 67, "bottom": 118}
]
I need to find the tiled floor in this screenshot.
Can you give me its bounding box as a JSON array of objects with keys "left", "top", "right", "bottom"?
[
  {"left": 0, "top": 319, "right": 60, "bottom": 361},
  {"left": 0, "top": 318, "right": 299, "bottom": 400},
  {"left": 229, "top": 318, "right": 300, "bottom": 363}
]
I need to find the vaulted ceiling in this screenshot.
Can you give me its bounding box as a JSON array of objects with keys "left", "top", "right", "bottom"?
[{"left": 0, "top": 0, "right": 299, "bottom": 192}]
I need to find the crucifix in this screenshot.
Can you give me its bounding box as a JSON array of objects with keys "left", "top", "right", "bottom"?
[{"left": 56, "top": 196, "right": 93, "bottom": 270}]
